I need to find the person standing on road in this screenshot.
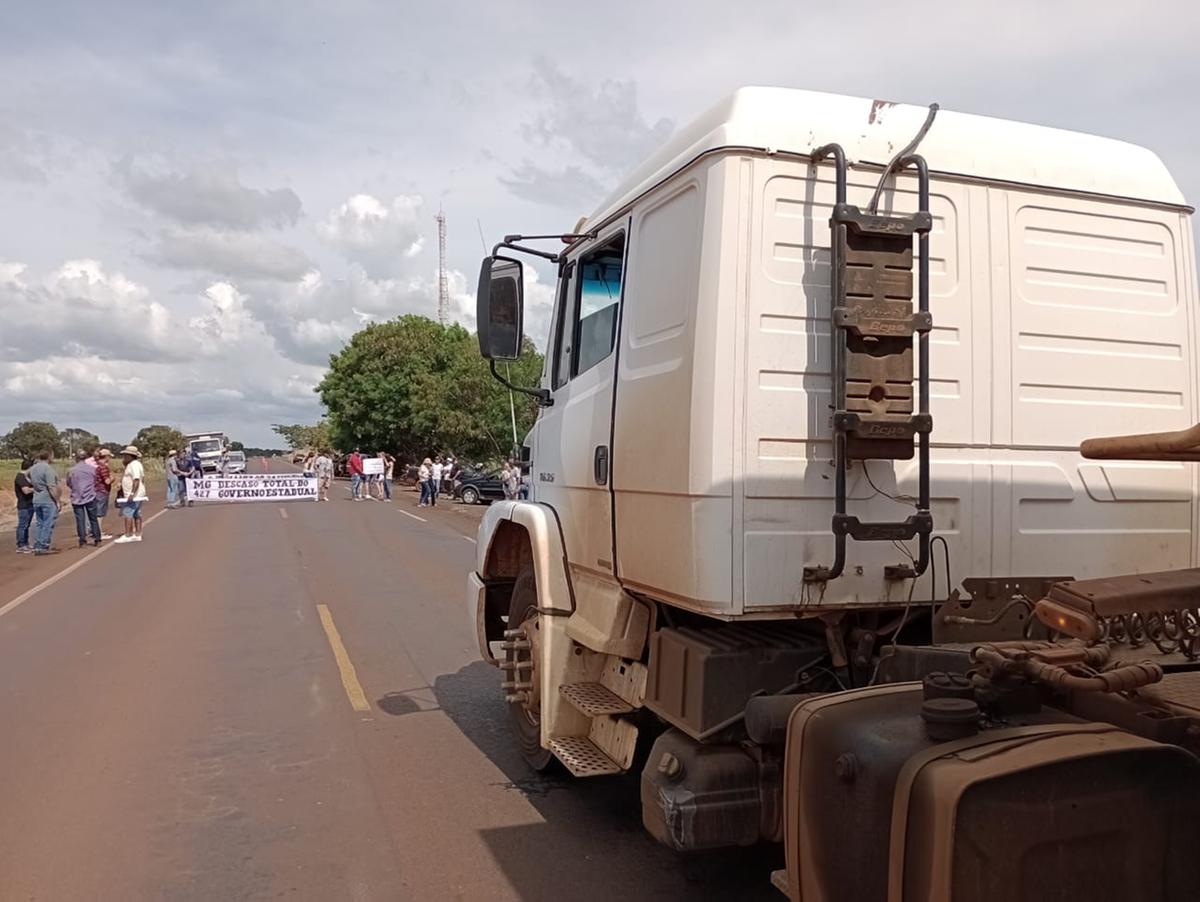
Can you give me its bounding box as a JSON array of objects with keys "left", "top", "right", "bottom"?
[
  {"left": 431, "top": 455, "right": 444, "bottom": 499},
  {"left": 417, "top": 457, "right": 432, "bottom": 506},
  {"left": 67, "top": 448, "right": 102, "bottom": 547},
  {"left": 114, "top": 445, "right": 148, "bottom": 544},
  {"left": 176, "top": 450, "right": 194, "bottom": 507},
  {"left": 92, "top": 448, "right": 114, "bottom": 538},
  {"left": 314, "top": 449, "right": 333, "bottom": 501},
  {"left": 380, "top": 451, "right": 394, "bottom": 502},
  {"left": 13, "top": 457, "right": 34, "bottom": 553},
  {"left": 502, "top": 460, "right": 521, "bottom": 501},
  {"left": 426, "top": 456, "right": 438, "bottom": 507},
  {"left": 348, "top": 448, "right": 364, "bottom": 501},
  {"left": 29, "top": 449, "right": 62, "bottom": 555},
  {"left": 165, "top": 449, "right": 181, "bottom": 508}
]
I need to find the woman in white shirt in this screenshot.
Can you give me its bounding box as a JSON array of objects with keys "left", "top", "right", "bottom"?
[
  {"left": 418, "top": 458, "right": 432, "bottom": 507},
  {"left": 115, "top": 445, "right": 148, "bottom": 544}
]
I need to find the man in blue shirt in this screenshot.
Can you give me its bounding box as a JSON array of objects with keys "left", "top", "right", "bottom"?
[
  {"left": 66, "top": 448, "right": 101, "bottom": 547},
  {"left": 177, "top": 450, "right": 195, "bottom": 507},
  {"left": 188, "top": 450, "right": 204, "bottom": 505},
  {"left": 28, "top": 448, "right": 62, "bottom": 555}
]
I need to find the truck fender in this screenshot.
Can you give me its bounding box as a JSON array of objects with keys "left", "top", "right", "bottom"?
[{"left": 470, "top": 501, "right": 575, "bottom": 664}]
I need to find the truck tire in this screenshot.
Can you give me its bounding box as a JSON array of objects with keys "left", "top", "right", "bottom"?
[
  {"left": 461, "top": 486, "right": 480, "bottom": 505},
  {"left": 506, "top": 566, "right": 553, "bottom": 771}
]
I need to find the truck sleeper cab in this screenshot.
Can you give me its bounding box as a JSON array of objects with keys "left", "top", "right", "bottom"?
[{"left": 469, "top": 87, "right": 1200, "bottom": 877}]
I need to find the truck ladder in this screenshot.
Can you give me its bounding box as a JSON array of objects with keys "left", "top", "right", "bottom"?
[{"left": 803, "top": 145, "right": 933, "bottom": 584}]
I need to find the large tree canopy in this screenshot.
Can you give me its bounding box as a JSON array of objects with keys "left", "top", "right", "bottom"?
[
  {"left": 316, "top": 316, "right": 543, "bottom": 462},
  {"left": 59, "top": 427, "right": 100, "bottom": 456},
  {"left": 132, "top": 424, "right": 187, "bottom": 459},
  {"left": 272, "top": 421, "right": 332, "bottom": 451},
  {"left": 1, "top": 421, "right": 64, "bottom": 459}
]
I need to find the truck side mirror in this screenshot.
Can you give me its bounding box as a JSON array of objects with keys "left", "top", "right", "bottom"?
[{"left": 477, "top": 255, "right": 524, "bottom": 360}]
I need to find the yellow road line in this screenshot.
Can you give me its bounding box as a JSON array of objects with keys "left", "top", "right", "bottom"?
[{"left": 316, "top": 604, "right": 371, "bottom": 712}]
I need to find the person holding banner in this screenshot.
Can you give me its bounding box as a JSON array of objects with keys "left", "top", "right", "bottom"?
[
  {"left": 361, "top": 454, "right": 384, "bottom": 500},
  {"left": 176, "top": 450, "right": 193, "bottom": 507},
  {"left": 380, "top": 452, "right": 394, "bottom": 502}
]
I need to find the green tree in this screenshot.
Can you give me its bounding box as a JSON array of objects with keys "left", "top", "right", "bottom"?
[
  {"left": 316, "top": 315, "right": 543, "bottom": 462},
  {"left": 271, "top": 421, "right": 332, "bottom": 451},
  {"left": 59, "top": 427, "right": 100, "bottom": 457},
  {"left": 1, "top": 421, "right": 63, "bottom": 459},
  {"left": 229, "top": 440, "right": 245, "bottom": 451},
  {"left": 132, "top": 424, "right": 187, "bottom": 459}
]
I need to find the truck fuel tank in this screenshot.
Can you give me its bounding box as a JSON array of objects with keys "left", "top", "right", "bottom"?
[{"left": 779, "top": 682, "right": 1200, "bottom": 902}]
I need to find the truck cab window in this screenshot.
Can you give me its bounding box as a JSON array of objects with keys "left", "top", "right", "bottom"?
[{"left": 572, "top": 234, "right": 624, "bottom": 378}]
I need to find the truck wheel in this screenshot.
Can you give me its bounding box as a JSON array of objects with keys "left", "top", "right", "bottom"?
[
  {"left": 505, "top": 567, "right": 553, "bottom": 771},
  {"left": 461, "top": 486, "right": 479, "bottom": 505}
]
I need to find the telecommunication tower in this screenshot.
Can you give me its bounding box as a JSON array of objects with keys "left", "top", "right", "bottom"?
[{"left": 436, "top": 208, "right": 449, "bottom": 326}]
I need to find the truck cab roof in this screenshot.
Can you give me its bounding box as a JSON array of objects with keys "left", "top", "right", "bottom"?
[{"left": 584, "top": 87, "right": 1187, "bottom": 230}]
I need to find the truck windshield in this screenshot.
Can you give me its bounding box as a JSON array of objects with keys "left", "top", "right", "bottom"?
[{"left": 192, "top": 440, "right": 221, "bottom": 453}]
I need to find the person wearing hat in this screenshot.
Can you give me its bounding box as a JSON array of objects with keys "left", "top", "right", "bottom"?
[
  {"left": 91, "top": 447, "right": 115, "bottom": 539},
  {"left": 114, "top": 445, "right": 148, "bottom": 544},
  {"left": 165, "top": 448, "right": 182, "bottom": 509}
]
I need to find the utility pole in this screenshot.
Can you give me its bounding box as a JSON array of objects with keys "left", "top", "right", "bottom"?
[{"left": 436, "top": 208, "right": 449, "bottom": 326}]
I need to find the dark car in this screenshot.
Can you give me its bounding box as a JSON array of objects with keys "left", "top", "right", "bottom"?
[{"left": 453, "top": 469, "right": 505, "bottom": 505}]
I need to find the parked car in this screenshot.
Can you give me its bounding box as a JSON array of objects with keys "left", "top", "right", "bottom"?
[
  {"left": 453, "top": 469, "right": 505, "bottom": 505},
  {"left": 225, "top": 450, "right": 246, "bottom": 473}
]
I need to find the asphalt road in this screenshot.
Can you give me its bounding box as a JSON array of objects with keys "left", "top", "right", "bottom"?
[{"left": 0, "top": 459, "right": 779, "bottom": 901}]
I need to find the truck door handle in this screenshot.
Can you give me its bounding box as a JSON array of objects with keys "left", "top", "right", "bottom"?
[{"left": 594, "top": 445, "right": 609, "bottom": 486}]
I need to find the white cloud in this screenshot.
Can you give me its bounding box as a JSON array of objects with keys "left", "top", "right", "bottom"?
[
  {"left": 116, "top": 156, "right": 302, "bottom": 230},
  {"left": 150, "top": 225, "right": 313, "bottom": 281},
  {"left": 502, "top": 58, "right": 674, "bottom": 209},
  {"left": 317, "top": 193, "right": 425, "bottom": 278},
  {"left": 1, "top": 1, "right": 1196, "bottom": 445},
  {"left": 0, "top": 258, "right": 180, "bottom": 363},
  {"left": 251, "top": 263, "right": 467, "bottom": 365}
]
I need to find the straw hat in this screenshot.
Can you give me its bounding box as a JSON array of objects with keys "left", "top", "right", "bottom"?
[{"left": 121, "top": 445, "right": 141, "bottom": 458}]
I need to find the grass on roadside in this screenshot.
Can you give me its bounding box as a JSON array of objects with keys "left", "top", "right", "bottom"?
[{"left": 1, "top": 457, "right": 165, "bottom": 529}]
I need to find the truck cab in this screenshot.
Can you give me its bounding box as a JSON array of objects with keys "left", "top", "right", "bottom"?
[
  {"left": 468, "top": 87, "right": 1200, "bottom": 898},
  {"left": 184, "top": 432, "right": 227, "bottom": 473}
]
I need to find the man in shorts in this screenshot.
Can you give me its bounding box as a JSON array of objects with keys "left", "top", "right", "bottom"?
[{"left": 114, "top": 445, "right": 148, "bottom": 544}]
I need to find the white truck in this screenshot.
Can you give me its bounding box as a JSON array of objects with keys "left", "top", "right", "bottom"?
[
  {"left": 184, "top": 431, "right": 227, "bottom": 473},
  {"left": 469, "top": 88, "right": 1200, "bottom": 899}
]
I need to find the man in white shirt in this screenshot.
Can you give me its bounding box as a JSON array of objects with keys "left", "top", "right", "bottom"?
[
  {"left": 431, "top": 457, "right": 444, "bottom": 501},
  {"left": 314, "top": 450, "right": 333, "bottom": 501},
  {"left": 114, "top": 445, "right": 148, "bottom": 544}
]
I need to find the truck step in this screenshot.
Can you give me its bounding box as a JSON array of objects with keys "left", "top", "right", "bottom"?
[
  {"left": 560, "top": 681, "right": 634, "bottom": 716},
  {"left": 548, "top": 736, "right": 622, "bottom": 777},
  {"left": 770, "top": 870, "right": 789, "bottom": 896}
]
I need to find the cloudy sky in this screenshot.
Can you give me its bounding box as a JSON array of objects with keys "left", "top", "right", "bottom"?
[{"left": 2, "top": 1, "right": 1197, "bottom": 447}]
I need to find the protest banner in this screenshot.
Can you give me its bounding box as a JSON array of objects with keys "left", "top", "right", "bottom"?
[
  {"left": 361, "top": 457, "right": 385, "bottom": 476},
  {"left": 185, "top": 475, "right": 318, "bottom": 503}
]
